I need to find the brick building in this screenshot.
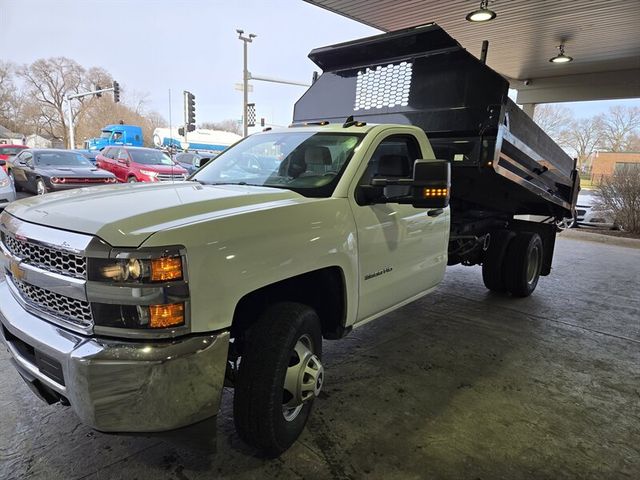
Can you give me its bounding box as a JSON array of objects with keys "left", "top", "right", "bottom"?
[{"left": 590, "top": 151, "right": 640, "bottom": 183}]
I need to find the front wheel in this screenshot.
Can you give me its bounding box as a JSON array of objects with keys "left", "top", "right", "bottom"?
[
  {"left": 127, "top": 176, "right": 137, "bottom": 183},
  {"left": 36, "top": 178, "right": 47, "bottom": 195},
  {"left": 233, "top": 302, "right": 324, "bottom": 456}
]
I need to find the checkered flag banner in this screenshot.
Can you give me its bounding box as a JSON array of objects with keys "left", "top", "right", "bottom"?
[{"left": 247, "top": 103, "right": 256, "bottom": 127}]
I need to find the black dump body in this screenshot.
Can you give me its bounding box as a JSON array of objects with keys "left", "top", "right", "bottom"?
[{"left": 293, "top": 24, "right": 579, "bottom": 219}]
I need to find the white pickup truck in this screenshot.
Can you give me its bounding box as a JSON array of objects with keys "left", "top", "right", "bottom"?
[
  {"left": 0, "top": 122, "right": 453, "bottom": 454},
  {"left": 0, "top": 24, "right": 578, "bottom": 456}
]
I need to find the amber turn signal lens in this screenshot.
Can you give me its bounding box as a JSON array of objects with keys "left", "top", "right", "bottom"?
[
  {"left": 422, "top": 187, "right": 448, "bottom": 198},
  {"left": 150, "top": 257, "right": 183, "bottom": 282},
  {"left": 149, "top": 303, "right": 185, "bottom": 328}
]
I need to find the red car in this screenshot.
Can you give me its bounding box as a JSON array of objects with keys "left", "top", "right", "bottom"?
[
  {"left": 0, "top": 144, "right": 28, "bottom": 173},
  {"left": 96, "top": 146, "right": 188, "bottom": 183}
]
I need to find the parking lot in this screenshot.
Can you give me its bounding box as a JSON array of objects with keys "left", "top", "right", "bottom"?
[{"left": 1, "top": 234, "right": 638, "bottom": 480}]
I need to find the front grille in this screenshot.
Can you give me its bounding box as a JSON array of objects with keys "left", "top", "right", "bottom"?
[
  {"left": 12, "top": 278, "right": 93, "bottom": 328},
  {"left": 3, "top": 234, "right": 86, "bottom": 279},
  {"left": 157, "top": 174, "right": 185, "bottom": 182}
]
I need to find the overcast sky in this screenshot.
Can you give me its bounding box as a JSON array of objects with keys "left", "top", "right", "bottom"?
[{"left": 1, "top": 0, "right": 638, "bottom": 129}]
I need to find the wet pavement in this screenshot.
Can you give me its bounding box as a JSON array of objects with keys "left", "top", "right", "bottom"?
[{"left": 1, "top": 235, "right": 639, "bottom": 479}]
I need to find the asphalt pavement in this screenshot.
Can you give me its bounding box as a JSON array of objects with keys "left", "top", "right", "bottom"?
[{"left": 1, "top": 234, "right": 639, "bottom": 480}]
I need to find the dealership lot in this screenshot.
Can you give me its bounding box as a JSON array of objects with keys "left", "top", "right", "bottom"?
[{"left": 1, "top": 236, "right": 638, "bottom": 480}]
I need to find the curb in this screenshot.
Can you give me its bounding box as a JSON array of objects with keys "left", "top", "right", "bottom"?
[{"left": 559, "top": 229, "right": 640, "bottom": 249}]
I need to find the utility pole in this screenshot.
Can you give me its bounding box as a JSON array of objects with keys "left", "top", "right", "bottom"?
[{"left": 237, "top": 29, "right": 256, "bottom": 137}]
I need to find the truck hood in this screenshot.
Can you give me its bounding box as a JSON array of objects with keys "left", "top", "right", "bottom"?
[{"left": 5, "top": 182, "right": 305, "bottom": 247}]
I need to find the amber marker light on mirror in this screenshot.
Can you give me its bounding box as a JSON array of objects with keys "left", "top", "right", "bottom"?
[
  {"left": 150, "top": 257, "right": 183, "bottom": 282},
  {"left": 149, "top": 303, "right": 185, "bottom": 328},
  {"left": 423, "top": 188, "right": 448, "bottom": 198}
]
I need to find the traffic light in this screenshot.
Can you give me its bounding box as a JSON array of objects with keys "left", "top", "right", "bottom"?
[
  {"left": 184, "top": 91, "right": 196, "bottom": 126},
  {"left": 187, "top": 124, "right": 196, "bottom": 132},
  {"left": 96, "top": 85, "right": 102, "bottom": 98},
  {"left": 113, "top": 81, "right": 120, "bottom": 103},
  {"left": 178, "top": 127, "right": 185, "bottom": 137}
]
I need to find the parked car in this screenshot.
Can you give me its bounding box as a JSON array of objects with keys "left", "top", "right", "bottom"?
[
  {"left": 174, "top": 152, "right": 214, "bottom": 174},
  {"left": 575, "top": 191, "right": 616, "bottom": 229},
  {"left": 96, "top": 146, "right": 188, "bottom": 183},
  {"left": 0, "top": 166, "right": 16, "bottom": 210},
  {"left": 0, "top": 144, "right": 28, "bottom": 173},
  {"left": 73, "top": 149, "right": 100, "bottom": 164},
  {"left": 8, "top": 149, "right": 117, "bottom": 195}
]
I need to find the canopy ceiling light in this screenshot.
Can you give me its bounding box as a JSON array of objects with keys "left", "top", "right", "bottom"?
[
  {"left": 549, "top": 44, "right": 573, "bottom": 63},
  {"left": 466, "top": 0, "right": 497, "bottom": 22}
]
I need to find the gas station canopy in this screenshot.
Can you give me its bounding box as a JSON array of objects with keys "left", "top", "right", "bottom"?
[{"left": 304, "top": 0, "right": 640, "bottom": 105}]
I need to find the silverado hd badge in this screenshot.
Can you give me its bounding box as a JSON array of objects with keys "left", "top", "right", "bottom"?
[{"left": 364, "top": 266, "right": 393, "bottom": 281}]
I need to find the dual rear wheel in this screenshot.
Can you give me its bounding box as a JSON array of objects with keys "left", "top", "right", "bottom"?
[{"left": 482, "top": 231, "right": 543, "bottom": 297}]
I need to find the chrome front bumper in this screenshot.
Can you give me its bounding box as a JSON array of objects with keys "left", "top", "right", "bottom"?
[{"left": 0, "top": 280, "right": 230, "bottom": 432}]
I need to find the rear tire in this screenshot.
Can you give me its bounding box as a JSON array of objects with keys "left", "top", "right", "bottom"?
[
  {"left": 482, "top": 230, "right": 516, "bottom": 292},
  {"left": 503, "top": 232, "right": 543, "bottom": 297},
  {"left": 233, "top": 302, "right": 323, "bottom": 457}
]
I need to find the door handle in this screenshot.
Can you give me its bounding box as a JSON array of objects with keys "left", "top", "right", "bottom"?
[{"left": 428, "top": 208, "right": 444, "bottom": 217}]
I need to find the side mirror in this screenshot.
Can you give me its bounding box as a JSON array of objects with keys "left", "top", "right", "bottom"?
[
  {"left": 370, "top": 159, "right": 451, "bottom": 209},
  {"left": 408, "top": 160, "right": 451, "bottom": 209},
  {"left": 117, "top": 158, "right": 129, "bottom": 165}
]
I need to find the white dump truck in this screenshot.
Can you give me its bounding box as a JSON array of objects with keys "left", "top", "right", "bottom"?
[{"left": 0, "top": 24, "right": 578, "bottom": 455}]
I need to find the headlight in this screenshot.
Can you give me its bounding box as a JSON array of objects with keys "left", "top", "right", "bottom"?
[
  {"left": 139, "top": 169, "right": 158, "bottom": 177},
  {"left": 0, "top": 178, "right": 9, "bottom": 188},
  {"left": 87, "top": 249, "right": 188, "bottom": 332},
  {"left": 91, "top": 255, "right": 183, "bottom": 283}
]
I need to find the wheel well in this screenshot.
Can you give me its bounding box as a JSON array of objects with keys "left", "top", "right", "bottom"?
[{"left": 231, "top": 267, "right": 348, "bottom": 342}]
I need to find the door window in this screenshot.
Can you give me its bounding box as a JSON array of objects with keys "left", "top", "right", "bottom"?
[
  {"left": 21, "top": 152, "right": 33, "bottom": 167},
  {"left": 358, "top": 134, "right": 421, "bottom": 199}
]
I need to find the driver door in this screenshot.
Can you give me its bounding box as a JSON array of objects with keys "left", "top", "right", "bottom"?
[
  {"left": 12, "top": 151, "right": 32, "bottom": 188},
  {"left": 351, "top": 133, "right": 449, "bottom": 322}
]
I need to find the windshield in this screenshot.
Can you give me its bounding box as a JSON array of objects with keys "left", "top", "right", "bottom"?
[
  {"left": 129, "top": 149, "right": 174, "bottom": 165},
  {"left": 0, "top": 146, "right": 27, "bottom": 155},
  {"left": 100, "top": 131, "right": 112, "bottom": 139},
  {"left": 34, "top": 152, "right": 93, "bottom": 166},
  {"left": 192, "top": 131, "right": 363, "bottom": 197}
]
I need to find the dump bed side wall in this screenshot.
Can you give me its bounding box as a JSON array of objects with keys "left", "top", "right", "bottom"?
[{"left": 294, "top": 24, "right": 578, "bottom": 218}]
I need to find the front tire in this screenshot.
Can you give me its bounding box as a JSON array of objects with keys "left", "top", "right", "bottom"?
[
  {"left": 36, "top": 178, "right": 47, "bottom": 195},
  {"left": 127, "top": 176, "right": 137, "bottom": 183},
  {"left": 233, "top": 302, "right": 323, "bottom": 456},
  {"left": 503, "top": 232, "right": 543, "bottom": 297}
]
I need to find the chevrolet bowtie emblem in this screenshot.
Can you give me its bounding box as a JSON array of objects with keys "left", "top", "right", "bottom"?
[{"left": 9, "top": 260, "right": 25, "bottom": 282}]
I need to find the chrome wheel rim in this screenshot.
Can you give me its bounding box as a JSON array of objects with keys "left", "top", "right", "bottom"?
[
  {"left": 36, "top": 181, "right": 46, "bottom": 195},
  {"left": 282, "top": 333, "right": 324, "bottom": 422},
  {"left": 526, "top": 244, "right": 541, "bottom": 285}
]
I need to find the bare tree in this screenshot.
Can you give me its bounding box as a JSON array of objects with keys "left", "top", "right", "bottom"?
[
  {"left": 564, "top": 117, "right": 603, "bottom": 172},
  {"left": 597, "top": 105, "right": 640, "bottom": 152},
  {"left": 199, "top": 119, "right": 242, "bottom": 136},
  {"left": 0, "top": 61, "right": 21, "bottom": 131},
  {"left": 18, "top": 58, "right": 113, "bottom": 147},
  {"left": 533, "top": 104, "right": 573, "bottom": 147},
  {"left": 598, "top": 165, "right": 640, "bottom": 233}
]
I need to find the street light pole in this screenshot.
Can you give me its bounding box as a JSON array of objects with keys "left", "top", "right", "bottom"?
[
  {"left": 66, "top": 97, "right": 75, "bottom": 149},
  {"left": 237, "top": 29, "right": 256, "bottom": 137}
]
